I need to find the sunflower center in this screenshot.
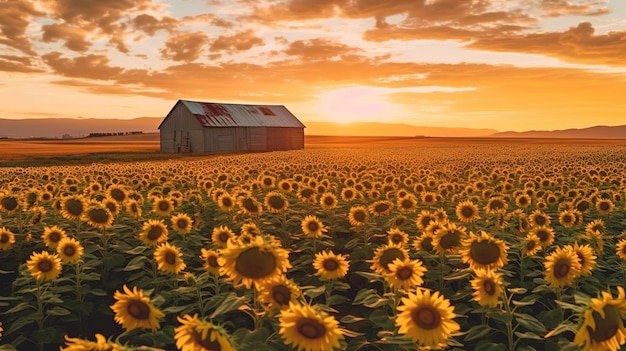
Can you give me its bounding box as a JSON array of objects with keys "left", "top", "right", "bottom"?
[
  {"left": 345, "top": 190, "right": 354, "bottom": 199},
  {"left": 519, "top": 197, "right": 528, "bottom": 205},
  {"left": 271, "top": 285, "right": 291, "bottom": 305},
  {"left": 158, "top": 201, "right": 170, "bottom": 211},
  {"left": 400, "top": 199, "right": 412, "bottom": 209},
  {"left": 469, "top": 241, "right": 501, "bottom": 265},
  {"left": 218, "top": 233, "right": 230, "bottom": 243},
  {"left": 374, "top": 203, "right": 390, "bottom": 213},
  {"left": 489, "top": 201, "right": 504, "bottom": 211},
  {"left": 208, "top": 255, "right": 219, "bottom": 268},
  {"left": 534, "top": 216, "right": 546, "bottom": 226},
  {"left": 296, "top": 318, "right": 326, "bottom": 339},
  {"left": 554, "top": 259, "right": 570, "bottom": 278},
  {"left": 268, "top": 196, "right": 286, "bottom": 209},
  {"left": 536, "top": 230, "right": 549, "bottom": 242},
  {"left": 63, "top": 245, "right": 76, "bottom": 257},
  {"left": 88, "top": 208, "right": 109, "bottom": 224},
  {"left": 380, "top": 248, "right": 406, "bottom": 271},
  {"left": 65, "top": 199, "right": 84, "bottom": 216},
  {"left": 353, "top": 211, "right": 366, "bottom": 222},
  {"left": 440, "top": 231, "right": 461, "bottom": 249},
  {"left": 411, "top": 306, "right": 441, "bottom": 330},
  {"left": 176, "top": 219, "right": 189, "bottom": 229},
  {"left": 307, "top": 221, "right": 320, "bottom": 232},
  {"left": 424, "top": 195, "right": 434, "bottom": 203},
  {"left": 126, "top": 300, "right": 150, "bottom": 320},
  {"left": 421, "top": 237, "right": 434, "bottom": 252},
  {"left": 147, "top": 226, "right": 164, "bottom": 241},
  {"left": 110, "top": 189, "right": 126, "bottom": 202},
  {"left": 390, "top": 234, "right": 404, "bottom": 244},
  {"left": 235, "top": 247, "right": 277, "bottom": 279},
  {"left": 589, "top": 305, "right": 621, "bottom": 342},
  {"left": 526, "top": 241, "right": 537, "bottom": 251},
  {"left": 562, "top": 215, "right": 573, "bottom": 223},
  {"left": 0, "top": 233, "right": 8, "bottom": 243},
  {"left": 483, "top": 279, "right": 496, "bottom": 296},
  {"left": 242, "top": 198, "right": 258, "bottom": 212},
  {"left": 221, "top": 197, "right": 233, "bottom": 207},
  {"left": 599, "top": 202, "right": 610, "bottom": 211},
  {"left": 49, "top": 232, "right": 61, "bottom": 243},
  {"left": 190, "top": 330, "right": 222, "bottom": 351},
  {"left": 323, "top": 197, "right": 335, "bottom": 206},
  {"left": 323, "top": 259, "right": 339, "bottom": 271},
  {"left": 37, "top": 259, "right": 53, "bottom": 273},
  {"left": 301, "top": 189, "right": 314, "bottom": 198},
  {"left": 396, "top": 266, "right": 413, "bottom": 280},
  {"left": 165, "top": 251, "right": 177, "bottom": 265},
  {"left": 2, "top": 197, "right": 18, "bottom": 211},
  {"left": 461, "top": 206, "right": 475, "bottom": 218}
]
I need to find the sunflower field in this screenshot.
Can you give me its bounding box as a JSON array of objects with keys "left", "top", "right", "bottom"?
[{"left": 1, "top": 140, "right": 626, "bottom": 351}]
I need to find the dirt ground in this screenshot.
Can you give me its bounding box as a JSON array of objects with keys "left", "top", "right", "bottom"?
[{"left": 2, "top": 133, "right": 626, "bottom": 161}]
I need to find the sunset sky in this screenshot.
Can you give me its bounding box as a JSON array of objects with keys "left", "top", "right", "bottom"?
[{"left": 1, "top": 0, "right": 625, "bottom": 132}]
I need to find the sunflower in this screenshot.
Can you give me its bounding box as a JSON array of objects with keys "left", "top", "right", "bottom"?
[
  {"left": 56, "top": 237, "right": 84, "bottom": 264},
  {"left": 138, "top": 219, "right": 169, "bottom": 247},
  {"left": 154, "top": 242, "right": 186, "bottom": 274},
  {"left": 0, "top": 192, "right": 20, "bottom": 212},
  {"left": 211, "top": 225, "right": 235, "bottom": 248},
  {"left": 297, "top": 187, "right": 317, "bottom": 204},
  {"left": 240, "top": 222, "right": 262, "bottom": 240},
  {"left": 484, "top": 197, "right": 508, "bottom": 214},
  {"left": 60, "top": 333, "right": 120, "bottom": 351},
  {"left": 301, "top": 215, "right": 328, "bottom": 239},
  {"left": 219, "top": 235, "right": 291, "bottom": 288},
  {"left": 529, "top": 210, "right": 551, "bottom": 227},
  {"left": 348, "top": 206, "right": 368, "bottom": 227},
  {"left": 42, "top": 225, "right": 68, "bottom": 249},
  {"left": 584, "top": 219, "right": 606, "bottom": 238},
  {"left": 26, "top": 251, "right": 62, "bottom": 281},
  {"left": 529, "top": 225, "right": 555, "bottom": 247},
  {"left": 514, "top": 194, "right": 532, "bottom": 208},
  {"left": 432, "top": 223, "right": 467, "bottom": 256},
  {"left": 455, "top": 200, "right": 480, "bottom": 223},
  {"left": 60, "top": 195, "right": 87, "bottom": 220},
  {"left": 278, "top": 302, "right": 344, "bottom": 351},
  {"left": 340, "top": 187, "right": 359, "bottom": 202},
  {"left": 415, "top": 210, "right": 437, "bottom": 231},
  {"left": 125, "top": 199, "right": 143, "bottom": 218},
  {"left": 265, "top": 191, "right": 290, "bottom": 213},
  {"left": 369, "top": 200, "right": 394, "bottom": 216},
  {"left": 200, "top": 248, "right": 221, "bottom": 274},
  {"left": 522, "top": 233, "right": 542, "bottom": 256},
  {"left": 370, "top": 243, "right": 410, "bottom": 274},
  {"left": 544, "top": 246, "right": 582, "bottom": 288},
  {"left": 313, "top": 251, "right": 350, "bottom": 280},
  {"left": 174, "top": 314, "right": 236, "bottom": 351},
  {"left": 384, "top": 258, "right": 427, "bottom": 291},
  {"left": 238, "top": 196, "right": 263, "bottom": 216},
  {"left": 28, "top": 206, "right": 46, "bottom": 226},
  {"left": 616, "top": 239, "right": 626, "bottom": 261},
  {"left": 558, "top": 209, "right": 579, "bottom": 228},
  {"left": 397, "top": 194, "right": 418, "bottom": 213},
  {"left": 152, "top": 196, "right": 174, "bottom": 217},
  {"left": 413, "top": 233, "right": 435, "bottom": 254},
  {"left": 102, "top": 197, "right": 121, "bottom": 216},
  {"left": 256, "top": 275, "right": 301, "bottom": 311},
  {"left": 107, "top": 184, "right": 128, "bottom": 203},
  {"left": 0, "top": 227, "right": 16, "bottom": 250},
  {"left": 319, "top": 192, "right": 338, "bottom": 210},
  {"left": 387, "top": 228, "right": 409, "bottom": 246},
  {"left": 460, "top": 231, "right": 508, "bottom": 271},
  {"left": 470, "top": 269, "right": 504, "bottom": 308},
  {"left": 82, "top": 203, "right": 114, "bottom": 228},
  {"left": 574, "top": 287, "right": 626, "bottom": 351},
  {"left": 421, "top": 191, "right": 438, "bottom": 206},
  {"left": 596, "top": 198, "right": 615, "bottom": 215},
  {"left": 569, "top": 242, "right": 596, "bottom": 276},
  {"left": 216, "top": 192, "right": 236, "bottom": 212},
  {"left": 110, "top": 285, "right": 164, "bottom": 332},
  {"left": 395, "top": 289, "right": 460, "bottom": 348},
  {"left": 170, "top": 213, "right": 193, "bottom": 235}
]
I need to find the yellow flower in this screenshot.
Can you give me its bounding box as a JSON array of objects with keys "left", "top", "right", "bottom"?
[
  {"left": 82, "top": 203, "right": 114, "bottom": 228},
  {"left": 27, "top": 251, "right": 62, "bottom": 281},
  {"left": 368, "top": 200, "right": 394, "bottom": 216},
  {"left": 170, "top": 213, "right": 193, "bottom": 234},
  {"left": 60, "top": 333, "right": 119, "bottom": 351},
  {"left": 529, "top": 209, "right": 551, "bottom": 228},
  {"left": 238, "top": 196, "right": 263, "bottom": 216},
  {"left": 616, "top": 238, "right": 626, "bottom": 261},
  {"left": 138, "top": 219, "right": 168, "bottom": 247},
  {"left": 0, "top": 227, "right": 16, "bottom": 250},
  {"left": 110, "top": 285, "right": 164, "bottom": 332},
  {"left": 60, "top": 195, "right": 87, "bottom": 220},
  {"left": 152, "top": 196, "right": 174, "bottom": 216},
  {"left": 313, "top": 250, "right": 350, "bottom": 280},
  {"left": 529, "top": 225, "right": 555, "bottom": 247},
  {"left": 256, "top": 275, "right": 301, "bottom": 311},
  {"left": 432, "top": 223, "right": 467, "bottom": 256},
  {"left": 174, "top": 314, "right": 236, "bottom": 351},
  {"left": 57, "top": 237, "right": 84, "bottom": 264},
  {"left": 319, "top": 192, "right": 338, "bottom": 210},
  {"left": 217, "top": 192, "right": 236, "bottom": 212},
  {"left": 370, "top": 242, "right": 409, "bottom": 275},
  {"left": 211, "top": 225, "right": 235, "bottom": 248},
  {"left": 455, "top": 200, "right": 480, "bottom": 223},
  {"left": 219, "top": 235, "right": 291, "bottom": 288},
  {"left": 569, "top": 242, "right": 596, "bottom": 276},
  {"left": 384, "top": 258, "right": 427, "bottom": 291},
  {"left": 413, "top": 233, "right": 435, "bottom": 254},
  {"left": 279, "top": 302, "right": 344, "bottom": 351},
  {"left": 484, "top": 197, "right": 508, "bottom": 214},
  {"left": 522, "top": 233, "right": 542, "bottom": 256},
  {"left": 106, "top": 184, "right": 128, "bottom": 203},
  {"left": 125, "top": 199, "right": 142, "bottom": 218},
  {"left": 154, "top": 242, "right": 186, "bottom": 274},
  {"left": 200, "top": 248, "right": 221, "bottom": 274},
  {"left": 544, "top": 246, "right": 582, "bottom": 288},
  {"left": 595, "top": 198, "right": 615, "bottom": 215},
  {"left": 348, "top": 206, "right": 368, "bottom": 227},
  {"left": 301, "top": 215, "right": 328, "bottom": 239},
  {"left": 387, "top": 228, "right": 410, "bottom": 246},
  {"left": 42, "top": 225, "right": 68, "bottom": 249},
  {"left": 471, "top": 269, "right": 504, "bottom": 308},
  {"left": 574, "top": 287, "right": 626, "bottom": 351},
  {"left": 265, "top": 191, "right": 290, "bottom": 213},
  {"left": 395, "top": 289, "right": 460, "bottom": 348},
  {"left": 460, "top": 231, "right": 508, "bottom": 271},
  {"left": 396, "top": 194, "right": 418, "bottom": 213}
]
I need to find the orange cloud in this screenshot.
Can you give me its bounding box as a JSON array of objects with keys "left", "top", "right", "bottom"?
[
  {"left": 540, "top": 0, "right": 609, "bottom": 17},
  {"left": 0, "top": 55, "right": 43, "bottom": 73},
  {"left": 209, "top": 29, "right": 264, "bottom": 52},
  {"left": 284, "top": 38, "right": 363, "bottom": 61},
  {"left": 160, "top": 31, "right": 210, "bottom": 62},
  {"left": 0, "top": 0, "right": 44, "bottom": 55},
  {"left": 42, "top": 24, "right": 91, "bottom": 52},
  {"left": 41, "top": 52, "right": 124, "bottom": 80},
  {"left": 133, "top": 14, "right": 179, "bottom": 36}
]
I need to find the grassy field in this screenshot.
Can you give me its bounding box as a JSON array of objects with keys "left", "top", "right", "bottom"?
[{"left": 2, "top": 136, "right": 626, "bottom": 351}]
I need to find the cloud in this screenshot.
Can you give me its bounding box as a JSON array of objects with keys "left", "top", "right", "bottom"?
[
  {"left": 42, "top": 24, "right": 91, "bottom": 52},
  {"left": 0, "top": 0, "right": 44, "bottom": 55},
  {"left": 209, "top": 29, "right": 264, "bottom": 52},
  {"left": 41, "top": 52, "right": 124, "bottom": 80},
  {"left": 284, "top": 38, "right": 363, "bottom": 61},
  {"left": 133, "top": 14, "right": 179, "bottom": 36},
  {"left": 0, "top": 55, "right": 44, "bottom": 73},
  {"left": 160, "top": 31, "right": 210, "bottom": 62},
  {"left": 247, "top": 0, "right": 348, "bottom": 21},
  {"left": 539, "top": 0, "right": 609, "bottom": 17},
  {"left": 468, "top": 22, "right": 626, "bottom": 66}
]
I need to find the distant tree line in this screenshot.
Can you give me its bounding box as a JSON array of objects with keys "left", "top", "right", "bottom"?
[{"left": 88, "top": 131, "right": 143, "bottom": 137}]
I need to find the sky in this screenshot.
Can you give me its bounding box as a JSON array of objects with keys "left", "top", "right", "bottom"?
[{"left": 1, "top": 0, "right": 626, "bottom": 132}]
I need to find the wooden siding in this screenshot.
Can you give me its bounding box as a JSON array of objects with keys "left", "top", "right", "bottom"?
[{"left": 160, "top": 103, "right": 204, "bottom": 153}]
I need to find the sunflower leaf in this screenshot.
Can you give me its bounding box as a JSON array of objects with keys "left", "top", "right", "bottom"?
[
  {"left": 464, "top": 324, "right": 492, "bottom": 341},
  {"left": 515, "top": 331, "right": 544, "bottom": 340},
  {"left": 514, "top": 313, "right": 547, "bottom": 333}
]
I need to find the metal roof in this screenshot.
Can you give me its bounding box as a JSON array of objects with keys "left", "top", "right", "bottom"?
[{"left": 178, "top": 100, "right": 305, "bottom": 128}]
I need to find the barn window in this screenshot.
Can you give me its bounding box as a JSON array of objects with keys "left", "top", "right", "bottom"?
[{"left": 258, "top": 107, "right": 276, "bottom": 116}]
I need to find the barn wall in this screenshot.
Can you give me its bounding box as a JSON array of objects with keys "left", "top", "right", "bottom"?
[
  {"left": 266, "top": 127, "right": 304, "bottom": 151},
  {"left": 160, "top": 103, "right": 204, "bottom": 153},
  {"left": 203, "top": 127, "right": 250, "bottom": 152},
  {"left": 249, "top": 127, "right": 267, "bottom": 151}
]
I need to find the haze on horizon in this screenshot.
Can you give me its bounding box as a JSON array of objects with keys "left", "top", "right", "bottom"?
[{"left": 1, "top": 0, "right": 625, "bottom": 136}]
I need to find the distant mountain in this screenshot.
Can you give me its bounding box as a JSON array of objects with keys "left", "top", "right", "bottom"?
[
  {"left": 304, "top": 121, "right": 497, "bottom": 137},
  {"left": 0, "top": 117, "right": 162, "bottom": 138},
  {"left": 491, "top": 125, "right": 626, "bottom": 139}
]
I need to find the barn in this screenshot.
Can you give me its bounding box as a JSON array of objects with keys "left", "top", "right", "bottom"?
[{"left": 158, "top": 100, "right": 305, "bottom": 153}]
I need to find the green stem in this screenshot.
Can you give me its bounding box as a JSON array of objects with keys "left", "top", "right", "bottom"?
[
  {"left": 35, "top": 279, "right": 44, "bottom": 351},
  {"left": 501, "top": 288, "right": 514, "bottom": 351}
]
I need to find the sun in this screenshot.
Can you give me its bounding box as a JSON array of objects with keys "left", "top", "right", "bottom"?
[{"left": 318, "top": 86, "right": 397, "bottom": 124}]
